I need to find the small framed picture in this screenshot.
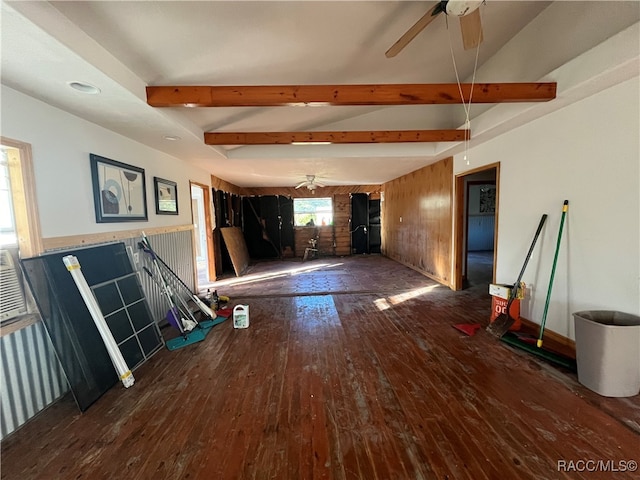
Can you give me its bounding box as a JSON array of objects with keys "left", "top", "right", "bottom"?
[
  {"left": 154, "top": 177, "right": 178, "bottom": 215},
  {"left": 90, "top": 154, "right": 148, "bottom": 223}
]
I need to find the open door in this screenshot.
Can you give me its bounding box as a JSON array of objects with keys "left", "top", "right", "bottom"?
[
  {"left": 190, "top": 182, "right": 215, "bottom": 286},
  {"left": 453, "top": 163, "right": 499, "bottom": 290}
]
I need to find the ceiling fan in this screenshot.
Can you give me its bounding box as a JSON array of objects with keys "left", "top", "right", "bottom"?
[
  {"left": 386, "top": 0, "right": 484, "bottom": 58},
  {"left": 295, "top": 175, "right": 326, "bottom": 191}
]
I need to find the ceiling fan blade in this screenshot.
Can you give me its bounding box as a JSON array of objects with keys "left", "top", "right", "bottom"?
[
  {"left": 460, "top": 7, "right": 483, "bottom": 50},
  {"left": 314, "top": 182, "right": 326, "bottom": 188},
  {"left": 295, "top": 181, "right": 308, "bottom": 189},
  {"left": 385, "top": 3, "right": 440, "bottom": 58}
]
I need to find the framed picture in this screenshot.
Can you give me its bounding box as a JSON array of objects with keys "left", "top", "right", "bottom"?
[
  {"left": 479, "top": 186, "right": 496, "bottom": 214},
  {"left": 90, "top": 154, "right": 148, "bottom": 223},
  {"left": 154, "top": 177, "right": 178, "bottom": 215}
]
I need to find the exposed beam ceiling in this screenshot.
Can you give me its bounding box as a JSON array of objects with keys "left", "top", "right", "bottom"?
[
  {"left": 4, "top": 0, "right": 636, "bottom": 188},
  {"left": 204, "top": 129, "right": 469, "bottom": 145},
  {"left": 147, "top": 83, "right": 557, "bottom": 108}
]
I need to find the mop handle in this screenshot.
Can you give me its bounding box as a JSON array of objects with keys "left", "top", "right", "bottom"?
[
  {"left": 139, "top": 241, "right": 215, "bottom": 319},
  {"left": 141, "top": 233, "right": 186, "bottom": 334},
  {"left": 537, "top": 200, "right": 569, "bottom": 348}
]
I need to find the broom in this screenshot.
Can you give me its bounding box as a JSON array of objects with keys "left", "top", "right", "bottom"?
[{"left": 537, "top": 200, "right": 569, "bottom": 348}]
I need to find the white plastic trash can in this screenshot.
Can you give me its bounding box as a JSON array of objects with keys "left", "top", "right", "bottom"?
[{"left": 573, "top": 310, "right": 640, "bottom": 397}]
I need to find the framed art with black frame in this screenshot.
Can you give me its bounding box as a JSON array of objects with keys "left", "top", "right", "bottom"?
[
  {"left": 90, "top": 154, "right": 148, "bottom": 223},
  {"left": 153, "top": 177, "right": 178, "bottom": 215}
]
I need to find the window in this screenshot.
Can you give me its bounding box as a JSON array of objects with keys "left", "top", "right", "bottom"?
[
  {"left": 1, "top": 138, "right": 42, "bottom": 326},
  {"left": 293, "top": 197, "right": 333, "bottom": 226},
  {"left": 0, "top": 151, "right": 17, "bottom": 246},
  {"left": 0, "top": 138, "right": 42, "bottom": 257}
]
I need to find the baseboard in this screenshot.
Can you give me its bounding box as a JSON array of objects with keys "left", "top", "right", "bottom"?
[{"left": 518, "top": 317, "right": 576, "bottom": 360}]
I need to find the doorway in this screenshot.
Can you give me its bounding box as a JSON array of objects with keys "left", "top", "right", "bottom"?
[
  {"left": 190, "top": 182, "right": 215, "bottom": 286},
  {"left": 453, "top": 163, "right": 499, "bottom": 290},
  {"left": 351, "top": 193, "right": 381, "bottom": 254}
]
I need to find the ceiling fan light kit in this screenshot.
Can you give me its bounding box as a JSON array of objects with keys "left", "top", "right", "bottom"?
[{"left": 442, "top": 0, "right": 484, "bottom": 17}]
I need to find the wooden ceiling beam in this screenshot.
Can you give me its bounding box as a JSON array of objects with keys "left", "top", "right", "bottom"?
[
  {"left": 204, "top": 129, "right": 469, "bottom": 145},
  {"left": 147, "top": 83, "right": 556, "bottom": 107}
]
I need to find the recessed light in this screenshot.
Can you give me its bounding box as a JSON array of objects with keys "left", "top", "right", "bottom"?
[
  {"left": 163, "top": 135, "right": 181, "bottom": 141},
  {"left": 67, "top": 81, "right": 101, "bottom": 94}
]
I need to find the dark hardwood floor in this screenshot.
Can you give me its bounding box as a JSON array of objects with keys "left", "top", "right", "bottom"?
[{"left": 2, "top": 255, "right": 638, "bottom": 479}]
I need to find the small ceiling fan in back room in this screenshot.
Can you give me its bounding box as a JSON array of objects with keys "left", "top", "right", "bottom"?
[
  {"left": 386, "top": 0, "right": 484, "bottom": 58},
  {"left": 295, "top": 175, "right": 326, "bottom": 192}
]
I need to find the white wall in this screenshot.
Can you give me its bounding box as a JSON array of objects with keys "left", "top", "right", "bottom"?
[
  {"left": 455, "top": 77, "right": 640, "bottom": 339},
  {"left": 1, "top": 86, "right": 212, "bottom": 239}
]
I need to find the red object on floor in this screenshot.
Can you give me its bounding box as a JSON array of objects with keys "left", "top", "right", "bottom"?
[
  {"left": 453, "top": 323, "right": 482, "bottom": 336},
  {"left": 216, "top": 307, "right": 233, "bottom": 318}
]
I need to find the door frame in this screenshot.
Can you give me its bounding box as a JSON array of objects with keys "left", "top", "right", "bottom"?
[
  {"left": 190, "top": 181, "right": 216, "bottom": 285},
  {"left": 452, "top": 162, "right": 500, "bottom": 290}
]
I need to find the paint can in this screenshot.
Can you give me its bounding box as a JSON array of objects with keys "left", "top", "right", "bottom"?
[{"left": 233, "top": 305, "right": 249, "bottom": 329}]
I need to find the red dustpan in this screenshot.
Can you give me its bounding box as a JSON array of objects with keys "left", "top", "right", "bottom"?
[{"left": 453, "top": 323, "right": 482, "bottom": 336}]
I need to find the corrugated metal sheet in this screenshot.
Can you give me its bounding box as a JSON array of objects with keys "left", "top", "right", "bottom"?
[
  {"left": 0, "top": 320, "right": 69, "bottom": 439},
  {"left": 0, "top": 229, "right": 194, "bottom": 439}
]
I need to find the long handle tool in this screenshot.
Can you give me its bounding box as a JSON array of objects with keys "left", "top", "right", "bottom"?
[
  {"left": 138, "top": 240, "right": 216, "bottom": 320},
  {"left": 537, "top": 200, "right": 569, "bottom": 348},
  {"left": 140, "top": 233, "right": 199, "bottom": 332},
  {"left": 487, "top": 214, "right": 548, "bottom": 337}
]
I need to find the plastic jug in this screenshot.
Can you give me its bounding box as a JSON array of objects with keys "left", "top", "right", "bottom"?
[{"left": 233, "top": 305, "right": 249, "bottom": 329}]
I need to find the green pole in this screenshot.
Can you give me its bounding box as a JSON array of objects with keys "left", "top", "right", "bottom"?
[{"left": 537, "top": 200, "right": 569, "bottom": 348}]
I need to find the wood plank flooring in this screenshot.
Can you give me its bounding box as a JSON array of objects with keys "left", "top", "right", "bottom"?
[{"left": 2, "top": 256, "right": 638, "bottom": 479}]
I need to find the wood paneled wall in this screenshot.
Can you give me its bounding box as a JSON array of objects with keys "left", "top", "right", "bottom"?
[
  {"left": 333, "top": 194, "right": 351, "bottom": 256},
  {"left": 210, "top": 181, "right": 376, "bottom": 259},
  {"left": 294, "top": 226, "right": 334, "bottom": 257},
  {"left": 241, "top": 185, "right": 381, "bottom": 198},
  {"left": 292, "top": 193, "right": 353, "bottom": 258},
  {"left": 211, "top": 175, "right": 243, "bottom": 196},
  {"left": 381, "top": 157, "right": 453, "bottom": 286}
]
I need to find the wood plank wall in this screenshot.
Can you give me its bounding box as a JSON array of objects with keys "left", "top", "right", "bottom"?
[
  {"left": 211, "top": 179, "right": 385, "bottom": 259},
  {"left": 289, "top": 193, "right": 353, "bottom": 258},
  {"left": 294, "top": 226, "right": 334, "bottom": 257},
  {"left": 333, "top": 194, "right": 351, "bottom": 256},
  {"left": 381, "top": 157, "right": 453, "bottom": 286},
  {"left": 241, "top": 185, "right": 381, "bottom": 198},
  {"left": 211, "top": 174, "right": 244, "bottom": 196}
]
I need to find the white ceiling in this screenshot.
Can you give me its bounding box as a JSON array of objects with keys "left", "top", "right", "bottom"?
[{"left": 1, "top": 1, "right": 639, "bottom": 188}]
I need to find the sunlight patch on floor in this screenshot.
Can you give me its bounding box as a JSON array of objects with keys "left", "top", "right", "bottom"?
[
  {"left": 388, "top": 284, "right": 439, "bottom": 305},
  {"left": 374, "top": 298, "right": 391, "bottom": 311},
  {"left": 373, "top": 284, "right": 439, "bottom": 311},
  {"left": 201, "top": 262, "right": 344, "bottom": 289}
]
